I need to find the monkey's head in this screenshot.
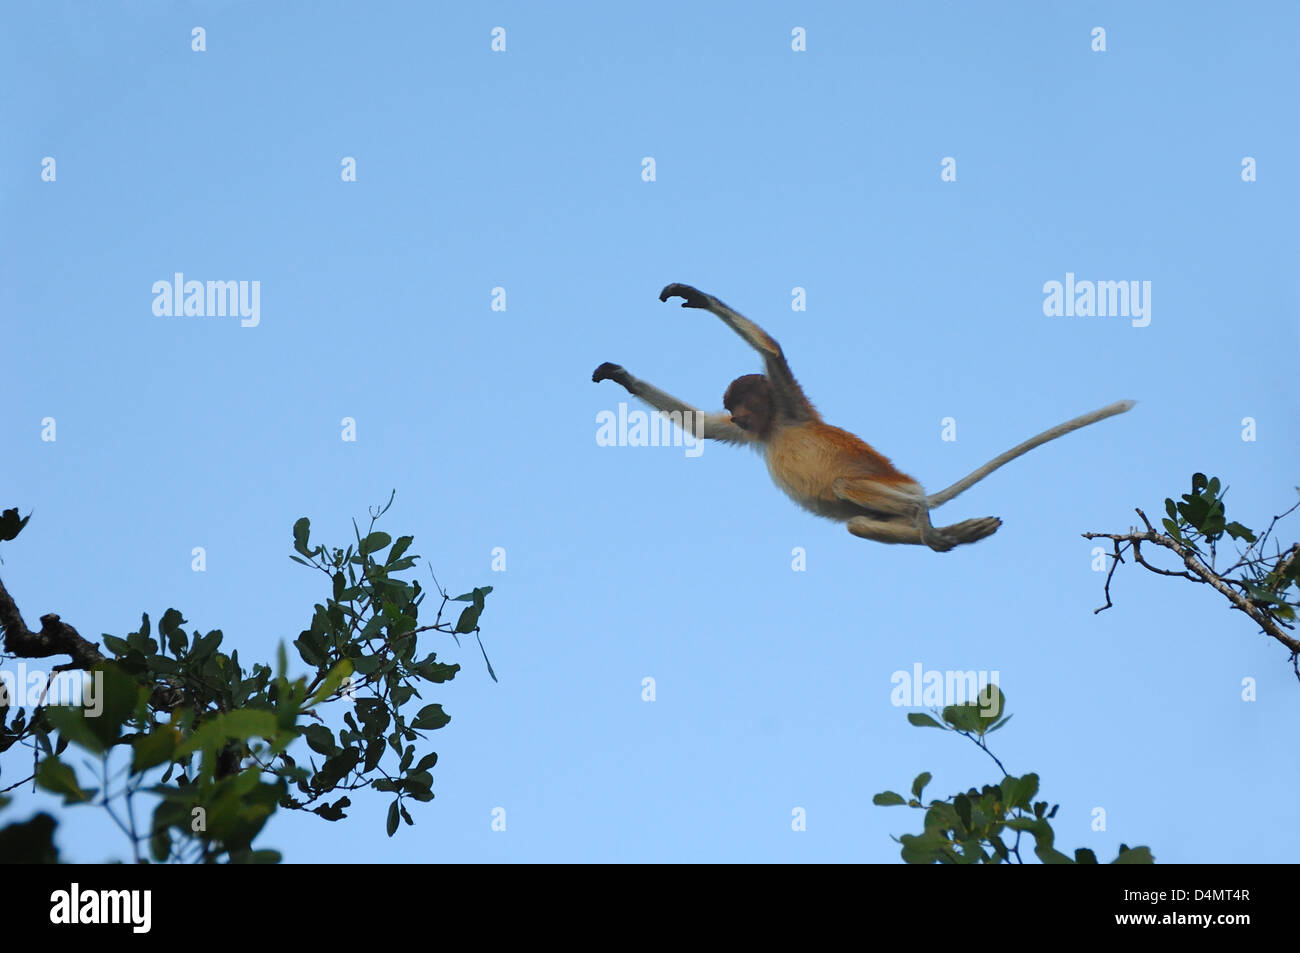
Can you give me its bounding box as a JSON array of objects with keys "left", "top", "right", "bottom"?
[{"left": 723, "top": 374, "right": 775, "bottom": 439}]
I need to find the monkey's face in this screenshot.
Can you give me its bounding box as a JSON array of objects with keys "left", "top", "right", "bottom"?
[{"left": 723, "top": 374, "right": 775, "bottom": 438}]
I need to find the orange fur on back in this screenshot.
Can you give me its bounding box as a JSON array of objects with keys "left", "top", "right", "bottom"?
[{"left": 763, "top": 421, "right": 920, "bottom": 520}]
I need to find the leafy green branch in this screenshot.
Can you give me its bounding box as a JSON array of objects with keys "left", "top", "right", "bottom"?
[
  {"left": 0, "top": 493, "right": 493, "bottom": 862},
  {"left": 874, "top": 689, "right": 1153, "bottom": 864}
]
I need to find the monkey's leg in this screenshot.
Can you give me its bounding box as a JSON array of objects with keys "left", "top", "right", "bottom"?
[
  {"left": 832, "top": 475, "right": 993, "bottom": 551},
  {"left": 832, "top": 475, "right": 956, "bottom": 551},
  {"left": 846, "top": 515, "right": 1000, "bottom": 550},
  {"left": 846, "top": 516, "right": 925, "bottom": 546},
  {"left": 592, "top": 362, "right": 751, "bottom": 444}
]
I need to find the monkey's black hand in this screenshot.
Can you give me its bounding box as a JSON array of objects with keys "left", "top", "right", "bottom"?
[
  {"left": 659, "top": 283, "right": 711, "bottom": 309},
  {"left": 592, "top": 362, "right": 628, "bottom": 384}
]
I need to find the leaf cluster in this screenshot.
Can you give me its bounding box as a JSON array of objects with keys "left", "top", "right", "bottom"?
[
  {"left": 0, "top": 496, "right": 491, "bottom": 862},
  {"left": 873, "top": 690, "right": 1153, "bottom": 865}
]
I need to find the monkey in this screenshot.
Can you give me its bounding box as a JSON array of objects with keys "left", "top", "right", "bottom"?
[{"left": 592, "top": 283, "right": 1135, "bottom": 552}]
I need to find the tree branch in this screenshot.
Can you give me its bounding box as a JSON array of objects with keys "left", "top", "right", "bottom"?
[
  {"left": 1083, "top": 508, "right": 1300, "bottom": 659},
  {"left": 0, "top": 574, "right": 104, "bottom": 670}
]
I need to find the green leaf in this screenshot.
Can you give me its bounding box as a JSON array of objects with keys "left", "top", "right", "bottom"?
[
  {"left": 941, "top": 704, "right": 982, "bottom": 733},
  {"left": 872, "top": 791, "right": 907, "bottom": 806},
  {"left": 294, "top": 629, "right": 328, "bottom": 667},
  {"left": 414, "top": 752, "right": 438, "bottom": 772},
  {"left": 293, "top": 517, "right": 312, "bottom": 556},
  {"left": 953, "top": 793, "right": 972, "bottom": 831},
  {"left": 312, "top": 797, "right": 351, "bottom": 821},
  {"left": 1036, "top": 846, "right": 1074, "bottom": 864},
  {"left": 986, "top": 713, "right": 1013, "bottom": 734},
  {"left": 898, "top": 831, "right": 949, "bottom": 865},
  {"left": 454, "top": 604, "right": 482, "bottom": 634},
  {"left": 241, "top": 850, "right": 282, "bottom": 864},
  {"left": 0, "top": 507, "right": 32, "bottom": 541},
  {"left": 911, "top": 772, "right": 932, "bottom": 800},
  {"left": 102, "top": 635, "right": 130, "bottom": 656},
  {"left": 131, "top": 726, "right": 179, "bottom": 772},
  {"left": 403, "top": 771, "right": 434, "bottom": 801},
  {"left": 1113, "top": 845, "right": 1155, "bottom": 864},
  {"left": 386, "top": 799, "right": 400, "bottom": 837},
  {"left": 191, "top": 630, "right": 224, "bottom": 661},
  {"left": 906, "top": 713, "right": 944, "bottom": 729},
  {"left": 974, "top": 686, "right": 1006, "bottom": 726},
  {"left": 35, "top": 757, "right": 95, "bottom": 804},
  {"left": 159, "top": 609, "right": 188, "bottom": 656},
  {"left": 315, "top": 747, "right": 360, "bottom": 790},
  {"left": 360, "top": 532, "right": 391, "bottom": 556},
  {"left": 999, "top": 774, "right": 1039, "bottom": 811},
  {"left": 304, "top": 725, "right": 337, "bottom": 756},
  {"left": 0, "top": 812, "right": 59, "bottom": 862},
  {"left": 45, "top": 662, "right": 141, "bottom": 752},
  {"left": 988, "top": 833, "right": 1010, "bottom": 862},
  {"left": 1074, "top": 847, "right": 1099, "bottom": 864},
  {"left": 387, "top": 536, "right": 415, "bottom": 565},
  {"left": 412, "top": 704, "right": 450, "bottom": 731},
  {"left": 474, "top": 631, "right": 498, "bottom": 683},
  {"left": 307, "top": 658, "right": 355, "bottom": 706},
  {"left": 414, "top": 658, "right": 460, "bottom": 683},
  {"left": 444, "top": 582, "right": 488, "bottom": 598},
  {"left": 222, "top": 709, "right": 278, "bottom": 741},
  {"left": 1224, "top": 521, "right": 1256, "bottom": 543},
  {"left": 363, "top": 736, "right": 385, "bottom": 772}
]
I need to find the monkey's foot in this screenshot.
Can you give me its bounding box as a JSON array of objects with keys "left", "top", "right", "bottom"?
[
  {"left": 932, "top": 517, "right": 1002, "bottom": 550},
  {"left": 592, "top": 362, "right": 628, "bottom": 384},
  {"left": 659, "top": 283, "right": 710, "bottom": 309}
]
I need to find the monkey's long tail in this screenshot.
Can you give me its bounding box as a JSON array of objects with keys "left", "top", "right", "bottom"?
[{"left": 927, "top": 399, "right": 1136, "bottom": 508}]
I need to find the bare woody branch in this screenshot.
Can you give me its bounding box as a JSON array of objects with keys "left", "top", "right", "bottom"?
[
  {"left": 0, "top": 574, "right": 104, "bottom": 671},
  {"left": 1083, "top": 508, "right": 1300, "bottom": 660}
]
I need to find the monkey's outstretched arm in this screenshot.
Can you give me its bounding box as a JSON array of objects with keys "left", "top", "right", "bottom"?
[
  {"left": 660, "top": 283, "right": 815, "bottom": 422},
  {"left": 660, "top": 283, "right": 783, "bottom": 360},
  {"left": 927, "top": 399, "right": 1136, "bottom": 507},
  {"left": 592, "top": 362, "right": 753, "bottom": 445}
]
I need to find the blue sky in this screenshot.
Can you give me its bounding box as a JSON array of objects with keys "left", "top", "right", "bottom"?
[{"left": 2, "top": 1, "right": 1297, "bottom": 863}]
